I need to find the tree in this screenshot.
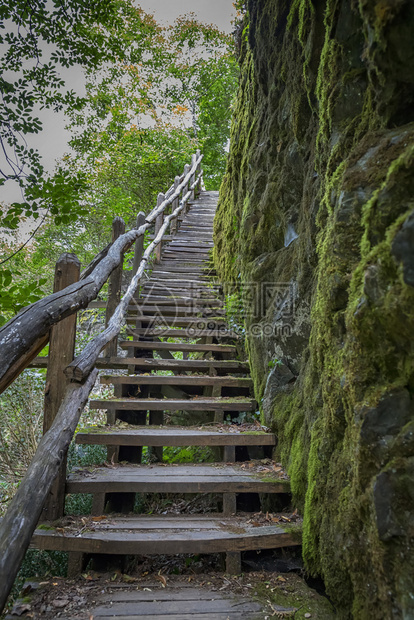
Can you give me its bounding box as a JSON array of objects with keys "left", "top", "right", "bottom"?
[{"left": 0, "top": 0, "right": 159, "bottom": 228}]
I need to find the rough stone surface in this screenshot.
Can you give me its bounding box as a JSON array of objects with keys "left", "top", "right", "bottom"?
[{"left": 214, "top": 0, "right": 414, "bottom": 617}]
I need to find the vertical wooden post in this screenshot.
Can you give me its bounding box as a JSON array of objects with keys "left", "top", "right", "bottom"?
[
  {"left": 170, "top": 176, "right": 180, "bottom": 236},
  {"left": 105, "top": 217, "right": 125, "bottom": 358},
  {"left": 42, "top": 253, "right": 80, "bottom": 521},
  {"left": 129, "top": 212, "right": 146, "bottom": 369},
  {"left": 155, "top": 193, "right": 164, "bottom": 264},
  {"left": 190, "top": 153, "right": 196, "bottom": 201},
  {"left": 132, "top": 212, "right": 146, "bottom": 296},
  {"left": 195, "top": 149, "right": 201, "bottom": 196},
  {"left": 183, "top": 164, "right": 190, "bottom": 214}
]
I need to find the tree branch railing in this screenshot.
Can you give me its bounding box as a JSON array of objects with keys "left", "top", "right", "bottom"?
[
  {"left": 0, "top": 151, "right": 203, "bottom": 394},
  {"left": 0, "top": 151, "right": 203, "bottom": 612}
]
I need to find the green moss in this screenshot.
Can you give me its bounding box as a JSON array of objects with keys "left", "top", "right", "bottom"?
[{"left": 215, "top": 0, "right": 414, "bottom": 616}]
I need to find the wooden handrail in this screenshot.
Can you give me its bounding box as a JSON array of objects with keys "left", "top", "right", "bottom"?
[
  {"left": 0, "top": 153, "right": 203, "bottom": 395},
  {"left": 65, "top": 169, "right": 203, "bottom": 382},
  {"left": 0, "top": 153, "right": 204, "bottom": 613}
]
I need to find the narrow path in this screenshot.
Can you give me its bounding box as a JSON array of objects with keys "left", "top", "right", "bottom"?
[{"left": 14, "top": 192, "right": 304, "bottom": 619}]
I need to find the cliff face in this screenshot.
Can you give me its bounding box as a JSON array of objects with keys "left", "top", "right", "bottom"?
[{"left": 214, "top": 0, "right": 414, "bottom": 617}]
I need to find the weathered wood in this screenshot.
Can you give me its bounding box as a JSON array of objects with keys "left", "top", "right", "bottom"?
[
  {"left": 32, "top": 356, "right": 250, "bottom": 372},
  {"left": 105, "top": 218, "right": 125, "bottom": 358},
  {"left": 226, "top": 551, "right": 242, "bottom": 574},
  {"left": 33, "top": 515, "right": 299, "bottom": 555},
  {"left": 170, "top": 176, "right": 180, "bottom": 235},
  {"left": 43, "top": 253, "right": 80, "bottom": 521},
  {"left": 65, "top": 463, "right": 289, "bottom": 495},
  {"left": 0, "top": 155, "right": 203, "bottom": 393},
  {"left": 64, "top": 182, "right": 199, "bottom": 382},
  {"left": 100, "top": 373, "right": 251, "bottom": 386},
  {"left": 0, "top": 369, "right": 98, "bottom": 613},
  {"left": 130, "top": 327, "right": 239, "bottom": 339},
  {"left": 75, "top": 426, "right": 276, "bottom": 447},
  {"left": 0, "top": 333, "right": 49, "bottom": 394},
  {"left": 89, "top": 397, "right": 256, "bottom": 412},
  {"left": 125, "top": 317, "right": 226, "bottom": 328},
  {"left": 155, "top": 193, "right": 164, "bottom": 264},
  {"left": 190, "top": 154, "right": 196, "bottom": 200}
]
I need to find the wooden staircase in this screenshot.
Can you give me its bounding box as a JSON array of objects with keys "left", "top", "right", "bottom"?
[{"left": 32, "top": 191, "right": 299, "bottom": 580}]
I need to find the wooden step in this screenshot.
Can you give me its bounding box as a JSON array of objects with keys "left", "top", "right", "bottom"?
[
  {"left": 30, "top": 357, "right": 249, "bottom": 372},
  {"left": 32, "top": 587, "right": 277, "bottom": 620},
  {"left": 76, "top": 425, "right": 275, "bottom": 447},
  {"left": 126, "top": 306, "right": 225, "bottom": 316},
  {"left": 33, "top": 515, "right": 299, "bottom": 556},
  {"left": 100, "top": 374, "right": 252, "bottom": 387},
  {"left": 130, "top": 328, "right": 238, "bottom": 339},
  {"left": 125, "top": 317, "right": 226, "bottom": 328},
  {"left": 119, "top": 341, "right": 236, "bottom": 353},
  {"left": 136, "top": 296, "right": 223, "bottom": 306},
  {"left": 65, "top": 463, "right": 289, "bottom": 494},
  {"left": 89, "top": 397, "right": 256, "bottom": 412}
]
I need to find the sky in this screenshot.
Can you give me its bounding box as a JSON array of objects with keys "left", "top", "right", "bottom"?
[{"left": 1, "top": 0, "right": 236, "bottom": 209}]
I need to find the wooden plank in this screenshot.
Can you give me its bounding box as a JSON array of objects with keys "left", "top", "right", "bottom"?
[
  {"left": 130, "top": 328, "right": 238, "bottom": 339},
  {"left": 65, "top": 464, "right": 289, "bottom": 495},
  {"left": 33, "top": 516, "right": 298, "bottom": 555},
  {"left": 91, "top": 614, "right": 261, "bottom": 620},
  {"left": 100, "top": 373, "right": 249, "bottom": 386},
  {"left": 90, "top": 599, "right": 261, "bottom": 615},
  {"left": 42, "top": 253, "right": 80, "bottom": 521},
  {"left": 125, "top": 317, "right": 226, "bottom": 328},
  {"left": 135, "top": 296, "right": 224, "bottom": 306},
  {"left": 89, "top": 398, "right": 256, "bottom": 412},
  {"left": 125, "top": 306, "right": 225, "bottom": 316},
  {"left": 76, "top": 426, "right": 275, "bottom": 447},
  {"left": 30, "top": 357, "right": 249, "bottom": 372}
]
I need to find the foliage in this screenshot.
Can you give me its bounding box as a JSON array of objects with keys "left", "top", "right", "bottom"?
[
  {"left": 0, "top": 372, "right": 45, "bottom": 514},
  {"left": 0, "top": 0, "right": 159, "bottom": 226}
]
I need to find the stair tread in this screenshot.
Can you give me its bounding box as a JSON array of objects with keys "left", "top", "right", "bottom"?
[
  {"left": 76, "top": 425, "right": 275, "bottom": 446},
  {"left": 66, "top": 463, "right": 289, "bottom": 494},
  {"left": 30, "top": 357, "right": 250, "bottom": 371},
  {"left": 32, "top": 514, "right": 300, "bottom": 555},
  {"left": 89, "top": 397, "right": 257, "bottom": 411},
  {"left": 118, "top": 341, "right": 235, "bottom": 353},
  {"left": 130, "top": 328, "right": 239, "bottom": 339},
  {"left": 100, "top": 374, "right": 250, "bottom": 386}
]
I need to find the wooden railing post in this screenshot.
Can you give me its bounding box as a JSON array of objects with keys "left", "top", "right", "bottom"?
[
  {"left": 105, "top": 217, "right": 125, "bottom": 358},
  {"left": 190, "top": 153, "right": 196, "bottom": 201},
  {"left": 170, "top": 176, "right": 180, "bottom": 236},
  {"left": 129, "top": 212, "right": 146, "bottom": 370},
  {"left": 183, "top": 164, "right": 190, "bottom": 214},
  {"left": 195, "top": 149, "right": 201, "bottom": 196},
  {"left": 132, "top": 212, "right": 146, "bottom": 295},
  {"left": 42, "top": 253, "right": 80, "bottom": 521},
  {"left": 155, "top": 193, "right": 164, "bottom": 264}
]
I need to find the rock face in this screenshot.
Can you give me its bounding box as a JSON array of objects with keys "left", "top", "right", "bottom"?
[{"left": 214, "top": 1, "right": 414, "bottom": 617}]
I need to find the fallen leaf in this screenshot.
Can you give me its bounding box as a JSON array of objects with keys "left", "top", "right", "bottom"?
[
  {"left": 156, "top": 575, "right": 167, "bottom": 587},
  {"left": 91, "top": 516, "right": 106, "bottom": 522},
  {"left": 123, "top": 575, "right": 137, "bottom": 583},
  {"left": 52, "top": 598, "right": 69, "bottom": 608},
  {"left": 12, "top": 603, "right": 32, "bottom": 616}
]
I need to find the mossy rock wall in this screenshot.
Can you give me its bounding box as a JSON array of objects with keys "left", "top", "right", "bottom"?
[{"left": 214, "top": 1, "right": 414, "bottom": 617}]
